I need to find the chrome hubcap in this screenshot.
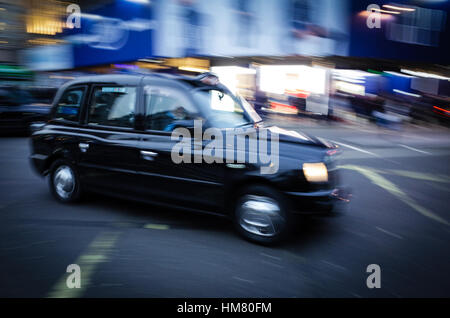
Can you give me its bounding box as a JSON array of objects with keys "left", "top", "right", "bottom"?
[
  {"left": 53, "top": 165, "right": 75, "bottom": 199},
  {"left": 238, "top": 195, "right": 284, "bottom": 237}
]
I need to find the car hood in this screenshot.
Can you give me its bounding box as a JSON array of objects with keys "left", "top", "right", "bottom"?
[{"left": 265, "top": 126, "right": 335, "bottom": 149}]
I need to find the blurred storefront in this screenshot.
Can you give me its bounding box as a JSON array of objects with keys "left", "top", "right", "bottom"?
[
  {"left": 0, "top": 0, "right": 27, "bottom": 64},
  {"left": 154, "top": 0, "right": 350, "bottom": 58},
  {"left": 21, "top": 0, "right": 351, "bottom": 71},
  {"left": 10, "top": 0, "right": 450, "bottom": 119}
]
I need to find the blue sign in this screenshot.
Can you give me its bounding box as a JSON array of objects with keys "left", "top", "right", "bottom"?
[
  {"left": 64, "top": 0, "right": 154, "bottom": 67},
  {"left": 349, "top": 0, "right": 450, "bottom": 63}
]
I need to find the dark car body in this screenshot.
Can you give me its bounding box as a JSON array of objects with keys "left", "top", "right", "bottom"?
[
  {"left": 0, "top": 86, "right": 56, "bottom": 134},
  {"left": 30, "top": 73, "right": 347, "bottom": 242},
  {"left": 407, "top": 93, "right": 450, "bottom": 126}
]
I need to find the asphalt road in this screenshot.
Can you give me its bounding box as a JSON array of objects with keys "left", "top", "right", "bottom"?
[{"left": 1, "top": 121, "right": 449, "bottom": 298}]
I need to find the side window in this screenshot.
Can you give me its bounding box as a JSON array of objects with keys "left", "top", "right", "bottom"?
[
  {"left": 88, "top": 86, "right": 136, "bottom": 128},
  {"left": 54, "top": 86, "right": 86, "bottom": 122},
  {"left": 145, "top": 86, "right": 200, "bottom": 131}
]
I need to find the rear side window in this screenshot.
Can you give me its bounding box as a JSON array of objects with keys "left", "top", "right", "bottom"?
[
  {"left": 87, "top": 86, "right": 136, "bottom": 128},
  {"left": 54, "top": 86, "right": 86, "bottom": 122}
]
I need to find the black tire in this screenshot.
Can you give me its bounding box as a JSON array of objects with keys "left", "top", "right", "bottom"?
[
  {"left": 49, "top": 159, "right": 81, "bottom": 203},
  {"left": 233, "top": 184, "right": 292, "bottom": 245}
]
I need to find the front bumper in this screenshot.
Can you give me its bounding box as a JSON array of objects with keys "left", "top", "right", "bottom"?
[{"left": 285, "top": 187, "right": 351, "bottom": 215}]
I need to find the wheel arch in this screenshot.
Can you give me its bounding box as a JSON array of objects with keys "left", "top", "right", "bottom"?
[
  {"left": 43, "top": 148, "right": 76, "bottom": 175},
  {"left": 224, "top": 176, "right": 282, "bottom": 216}
]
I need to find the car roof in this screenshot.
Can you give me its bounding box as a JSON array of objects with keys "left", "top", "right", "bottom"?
[
  {"left": 53, "top": 72, "right": 226, "bottom": 105},
  {"left": 60, "top": 74, "right": 143, "bottom": 86},
  {"left": 61, "top": 72, "right": 220, "bottom": 89}
]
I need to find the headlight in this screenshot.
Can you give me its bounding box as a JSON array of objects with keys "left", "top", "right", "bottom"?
[{"left": 303, "top": 162, "right": 328, "bottom": 182}]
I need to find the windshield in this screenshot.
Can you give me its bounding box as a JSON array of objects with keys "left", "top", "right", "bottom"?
[{"left": 193, "top": 88, "right": 260, "bottom": 128}]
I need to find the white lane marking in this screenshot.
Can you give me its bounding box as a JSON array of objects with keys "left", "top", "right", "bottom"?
[
  {"left": 399, "top": 144, "right": 432, "bottom": 155},
  {"left": 322, "top": 261, "right": 347, "bottom": 271},
  {"left": 329, "top": 140, "right": 378, "bottom": 157},
  {"left": 233, "top": 276, "right": 254, "bottom": 284},
  {"left": 375, "top": 226, "right": 404, "bottom": 240},
  {"left": 260, "top": 252, "right": 281, "bottom": 261},
  {"left": 261, "top": 260, "right": 284, "bottom": 269}
]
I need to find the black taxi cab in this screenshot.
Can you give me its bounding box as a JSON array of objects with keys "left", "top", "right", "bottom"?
[{"left": 30, "top": 73, "right": 349, "bottom": 244}]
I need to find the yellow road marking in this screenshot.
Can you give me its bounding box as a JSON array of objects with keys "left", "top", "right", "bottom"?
[
  {"left": 340, "top": 165, "right": 449, "bottom": 226},
  {"left": 47, "top": 231, "right": 121, "bottom": 298},
  {"left": 143, "top": 223, "right": 170, "bottom": 230},
  {"left": 384, "top": 169, "right": 450, "bottom": 184},
  {"left": 427, "top": 182, "right": 450, "bottom": 192},
  {"left": 338, "top": 165, "right": 450, "bottom": 184}
]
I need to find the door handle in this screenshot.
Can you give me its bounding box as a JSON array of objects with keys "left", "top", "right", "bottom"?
[
  {"left": 79, "top": 143, "right": 89, "bottom": 153},
  {"left": 140, "top": 150, "right": 158, "bottom": 161}
]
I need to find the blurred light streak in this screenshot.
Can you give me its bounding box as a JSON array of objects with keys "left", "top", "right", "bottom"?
[
  {"left": 358, "top": 11, "right": 396, "bottom": 20},
  {"left": 79, "top": 13, "right": 102, "bottom": 20},
  {"left": 329, "top": 141, "right": 377, "bottom": 156},
  {"left": 433, "top": 106, "right": 450, "bottom": 117},
  {"left": 371, "top": 8, "right": 401, "bottom": 15},
  {"left": 399, "top": 144, "right": 432, "bottom": 155},
  {"left": 143, "top": 224, "right": 170, "bottom": 230},
  {"left": 393, "top": 89, "right": 421, "bottom": 98},
  {"left": 125, "top": 0, "right": 151, "bottom": 4},
  {"left": 112, "top": 64, "right": 139, "bottom": 69},
  {"left": 401, "top": 69, "right": 450, "bottom": 81},
  {"left": 269, "top": 102, "right": 298, "bottom": 115},
  {"left": 49, "top": 75, "right": 75, "bottom": 80},
  {"left": 384, "top": 71, "right": 415, "bottom": 78},
  {"left": 334, "top": 81, "right": 365, "bottom": 96},
  {"left": 383, "top": 4, "right": 416, "bottom": 12},
  {"left": 178, "top": 66, "right": 209, "bottom": 73}
]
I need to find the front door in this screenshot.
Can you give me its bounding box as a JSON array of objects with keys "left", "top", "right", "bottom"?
[{"left": 137, "top": 84, "right": 224, "bottom": 211}]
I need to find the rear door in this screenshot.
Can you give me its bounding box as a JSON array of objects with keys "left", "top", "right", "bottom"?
[{"left": 77, "top": 82, "right": 142, "bottom": 194}]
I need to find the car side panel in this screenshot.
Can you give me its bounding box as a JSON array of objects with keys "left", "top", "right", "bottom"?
[{"left": 76, "top": 126, "right": 141, "bottom": 195}]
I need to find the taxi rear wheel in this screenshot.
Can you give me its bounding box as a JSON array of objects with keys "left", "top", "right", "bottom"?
[
  {"left": 234, "top": 185, "right": 291, "bottom": 244},
  {"left": 49, "top": 159, "right": 81, "bottom": 203}
]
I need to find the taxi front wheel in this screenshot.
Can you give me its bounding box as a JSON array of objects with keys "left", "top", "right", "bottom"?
[{"left": 234, "top": 185, "right": 291, "bottom": 244}]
